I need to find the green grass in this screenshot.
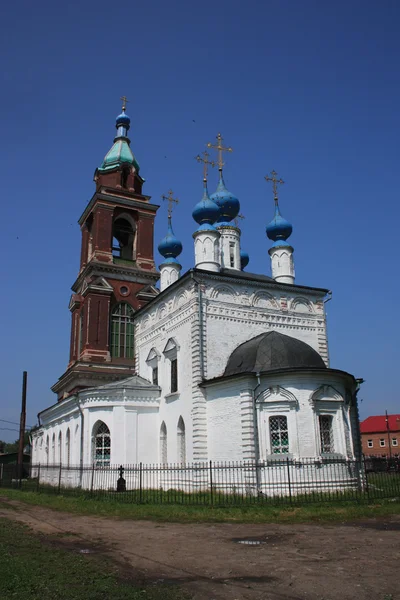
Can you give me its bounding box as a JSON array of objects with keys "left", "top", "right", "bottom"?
[
  {"left": 1, "top": 488, "right": 400, "bottom": 524},
  {"left": 0, "top": 517, "right": 188, "bottom": 600}
]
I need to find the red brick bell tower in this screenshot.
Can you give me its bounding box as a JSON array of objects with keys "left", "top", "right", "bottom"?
[{"left": 52, "top": 100, "right": 159, "bottom": 400}]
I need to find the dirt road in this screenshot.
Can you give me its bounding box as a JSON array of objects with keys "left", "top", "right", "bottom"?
[{"left": 0, "top": 496, "right": 399, "bottom": 600}]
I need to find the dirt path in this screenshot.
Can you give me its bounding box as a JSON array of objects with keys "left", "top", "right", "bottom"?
[{"left": 0, "top": 497, "right": 399, "bottom": 600}]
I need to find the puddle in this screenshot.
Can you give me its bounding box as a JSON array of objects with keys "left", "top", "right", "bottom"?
[
  {"left": 232, "top": 533, "right": 293, "bottom": 545},
  {"left": 237, "top": 540, "right": 265, "bottom": 546}
]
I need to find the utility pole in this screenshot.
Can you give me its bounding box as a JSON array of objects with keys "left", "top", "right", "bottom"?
[
  {"left": 385, "top": 409, "right": 392, "bottom": 460},
  {"left": 17, "top": 371, "right": 27, "bottom": 481}
]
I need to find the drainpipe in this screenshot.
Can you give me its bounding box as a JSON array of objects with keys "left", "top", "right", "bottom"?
[
  {"left": 75, "top": 392, "right": 84, "bottom": 486},
  {"left": 252, "top": 372, "right": 261, "bottom": 492}
]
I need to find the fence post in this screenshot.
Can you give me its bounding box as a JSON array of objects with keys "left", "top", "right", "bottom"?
[
  {"left": 0, "top": 463, "right": 3, "bottom": 487},
  {"left": 36, "top": 464, "right": 41, "bottom": 492},
  {"left": 90, "top": 464, "right": 95, "bottom": 495},
  {"left": 139, "top": 462, "right": 143, "bottom": 504},
  {"left": 58, "top": 463, "right": 62, "bottom": 495},
  {"left": 286, "top": 458, "right": 293, "bottom": 505},
  {"left": 209, "top": 460, "right": 213, "bottom": 506}
]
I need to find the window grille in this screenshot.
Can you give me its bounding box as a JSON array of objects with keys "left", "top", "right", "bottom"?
[
  {"left": 66, "top": 429, "right": 70, "bottom": 468},
  {"left": 269, "top": 416, "right": 289, "bottom": 454},
  {"left": 319, "top": 415, "right": 334, "bottom": 453},
  {"left": 367, "top": 439, "right": 373, "bottom": 448},
  {"left": 93, "top": 422, "right": 111, "bottom": 466},
  {"left": 110, "top": 303, "right": 134, "bottom": 359},
  {"left": 171, "top": 358, "right": 178, "bottom": 393},
  {"left": 152, "top": 366, "right": 158, "bottom": 385},
  {"left": 160, "top": 422, "right": 167, "bottom": 464},
  {"left": 380, "top": 439, "right": 385, "bottom": 447},
  {"left": 177, "top": 417, "right": 186, "bottom": 464}
]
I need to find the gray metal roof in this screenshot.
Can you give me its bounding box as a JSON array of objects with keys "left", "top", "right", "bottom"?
[
  {"left": 91, "top": 375, "right": 160, "bottom": 391},
  {"left": 224, "top": 331, "right": 326, "bottom": 376}
]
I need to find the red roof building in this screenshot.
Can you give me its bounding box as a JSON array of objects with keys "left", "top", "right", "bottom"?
[{"left": 360, "top": 414, "right": 400, "bottom": 457}]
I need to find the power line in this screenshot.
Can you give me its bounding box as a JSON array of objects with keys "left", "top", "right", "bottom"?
[{"left": 0, "top": 419, "right": 34, "bottom": 428}]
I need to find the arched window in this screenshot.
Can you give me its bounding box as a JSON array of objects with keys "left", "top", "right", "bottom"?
[
  {"left": 112, "top": 217, "right": 136, "bottom": 260},
  {"left": 110, "top": 303, "right": 134, "bottom": 359},
  {"left": 93, "top": 421, "right": 111, "bottom": 466},
  {"left": 66, "top": 428, "right": 71, "bottom": 468},
  {"left": 177, "top": 417, "right": 186, "bottom": 464},
  {"left": 52, "top": 433, "right": 56, "bottom": 464},
  {"left": 58, "top": 431, "right": 62, "bottom": 464},
  {"left": 160, "top": 422, "right": 167, "bottom": 464}
]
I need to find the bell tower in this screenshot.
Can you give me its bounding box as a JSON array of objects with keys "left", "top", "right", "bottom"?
[{"left": 52, "top": 100, "right": 159, "bottom": 400}]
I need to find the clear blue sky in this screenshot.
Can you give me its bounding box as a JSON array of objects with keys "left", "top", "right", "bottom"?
[{"left": 0, "top": 0, "right": 399, "bottom": 440}]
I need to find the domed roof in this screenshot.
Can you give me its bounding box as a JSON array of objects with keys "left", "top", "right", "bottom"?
[
  {"left": 210, "top": 171, "right": 240, "bottom": 224},
  {"left": 116, "top": 110, "right": 131, "bottom": 128},
  {"left": 158, "top": 216, "right": 182, "bottom": 261},
  {"left": 224, "top": 331, "right": 326, "bottom": 376},
  {"left": 192, "top": 181, "right": 220, "bottom": 228},
  {"left": 266, "top": 203, "right": 292, "bottom": 242},
  {"left": 240, "top": 249, "right": 249, "bottom": 270}
]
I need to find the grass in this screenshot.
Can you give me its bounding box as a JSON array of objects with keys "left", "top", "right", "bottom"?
[
  {"left": 1, "top": 487, "right": 400, "bottom": 524},
  {"left": 0, "top": 517, "right": 188, "bottom": 600}
]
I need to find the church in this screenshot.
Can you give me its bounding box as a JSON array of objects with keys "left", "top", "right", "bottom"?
[{"left": 31, "top": 101, "right": 362, "bottom": 492}]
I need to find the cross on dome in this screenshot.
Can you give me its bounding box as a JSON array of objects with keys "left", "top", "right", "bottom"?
[
  {"left": 161, "top": 189, "right": 179, "bottom": 218},
  {"left": 120, "top": 95, "right": 129, "bottom": 111},
  {"left": 195, "top": 150, "right": 215, "bottom": 181},
  {"left": 207, "top": 133, "right": 233, "bottom": 170},
  {"left": 265, "top": 170, "right": 284, "bottom": 202}
]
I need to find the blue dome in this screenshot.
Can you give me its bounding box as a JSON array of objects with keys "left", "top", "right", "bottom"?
[
  {"left": 116, "top": 111, "right": 131, "bottom": 127},
  {"left": 158, "top": 217, "right": 182, "bottom": 260},
  {"left": 210, "top": 171, "right": 240, "bottom": 223},
  {"left": 240, "top": 249, "right": 249, "bottom": 270},
  {"left": 193, "top": 181, "right": 220, "bottom": 226},
  {"left": 266, "top": 203, "right": 292, "bottom": 241}
]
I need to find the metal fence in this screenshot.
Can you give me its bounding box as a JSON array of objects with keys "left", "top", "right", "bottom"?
[{"left": 1, "top": 456, "right": 399, "bottom": 506}]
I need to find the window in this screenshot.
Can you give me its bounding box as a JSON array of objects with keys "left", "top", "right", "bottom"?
[
  {"left": 392, "top": 438, "right": 398, "bottom": 447},
  {"left": 52, "top": 433, "right": 56, "bottom": 464},
  {"left": 93, "top": 422, "right": 111, "bottom": 466},
  {"left": 171, "top": 358, "right": 178, "bottom": 393},
  {"left": 110, "top": 303, "right": 134, "bottom": 359},
  {"left": 269, "top": 416, "right": 289, "bottom": 454},
  {"left": 112, "top": 217, "right": 135, "bottom": 259},
  {"left": 58, "top": 431, "right": 62, "bottom": 464},
  {"left": 66, "top": 429, "right": 71, "bottom": 468},
  {"left": 160, "top": 422, "right": 167, "bottom": 464},
  {"left": 380, "top": 439, "right": 385, "bottom": 447},
  {"left": 319, "top": 415, "right": 334, "bottom": 453},
  {"left": 79, "top": 308, "right": 85, "bottom": 354},
  {"left": 152, "top": 366, "right": 158, "bottom": 385},
  {"left": 46, "top": 435, "right": 49, "bottom": 466},
  {"left": 229, "top": 242, "right": 235, "bottom": 267},
  {"left": 367, "top": 439, "right": 373, "bottom": 448},
  {"left": 177, "top": 417, "right": 186, "bottom": 464}
]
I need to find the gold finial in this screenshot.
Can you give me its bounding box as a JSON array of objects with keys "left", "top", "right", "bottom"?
[
  {"left": 161, "top": 189, "right": 179, "bottom": 218},
  {"left": 195, "top": 150, "right": 215, "bottom": 181},
  {"left": 234, "top": 214, "right": 245, "bottom": 227},
  {"left": 265, "top": 170, "right": 284, "bottom": 201},
  {"left": 120, "top": 95, "right": 129, "bottom": 111},
  {"left": 207, "top": 132, "right": 233, "bottom": 169}
]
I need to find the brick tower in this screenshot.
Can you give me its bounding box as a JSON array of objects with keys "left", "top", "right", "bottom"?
[{"left": 52, "top": 100, "right": 159, "bottom": 400}]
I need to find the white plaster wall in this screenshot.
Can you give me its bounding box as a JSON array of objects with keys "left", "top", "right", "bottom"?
[{"left": 206, "top": 381, "right": 246, "bottom": 461}]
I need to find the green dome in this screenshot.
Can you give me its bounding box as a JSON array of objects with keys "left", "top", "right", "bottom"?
[{"left": 99, "top": 139, "right": 140, "bottom": 173}]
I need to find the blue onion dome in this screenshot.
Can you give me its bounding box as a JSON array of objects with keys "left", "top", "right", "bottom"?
[
  {"left": 192, "top": 180, "right": 220, "bottom": 228},
  {"left": 210, "top": 171, "right": 240, "bottom": 224},
  {"left": 116, "top": 110, "right": 131, "bottom": 129},
  {"left": 266, "top": 202, "right": 293, "bottom": 242},
  {"left": 240, "top": 249, "right": 249, "bottom": 270},
  {"left": 158, "top": 216, "right": 182, "bottom": 260}
]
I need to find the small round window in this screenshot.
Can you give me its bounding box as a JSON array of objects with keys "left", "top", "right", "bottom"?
[{"left": 120, "top": 285, "right": 129, "bottom": 296}]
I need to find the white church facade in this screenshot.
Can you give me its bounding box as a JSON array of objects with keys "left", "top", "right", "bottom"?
[{"left": 31, "top": 106, "right": 362, "bottom": 494}]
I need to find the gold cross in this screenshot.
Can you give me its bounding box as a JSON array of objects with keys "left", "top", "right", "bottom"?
[
  {"left": 234, "top": 214, "right": 245, "bottom": 227},
  {"left": 265, "top": 170, "right": 284, "bottom": 200},
  {"left": 120, "top": 95, "right": 129, "bottom": 111},
  {"left": 161, "top": 189, "right": 179, "bottom": 217},
  {"left": 207, "top": 132, "right": 233, "bottom": 169},
  {"left": 195, "top": 150, "right": 215, "bottom": 180}
]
